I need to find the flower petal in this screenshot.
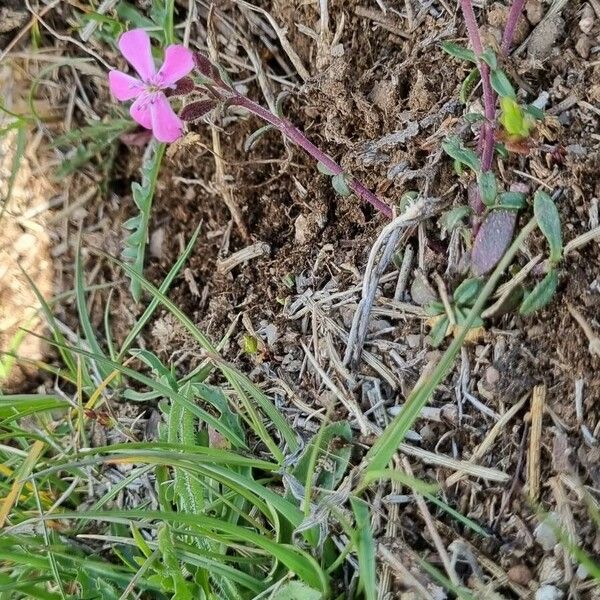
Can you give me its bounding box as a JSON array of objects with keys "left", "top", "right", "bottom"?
[
  {"left": 150, "top": 93, "right": 184, "bottom": 143},
  {"left": 130, "top": 94, "right": 153, "bottom": 130},
  {"left": 118, "top": 29, "right": 155, "bottom": 81},
  {"left": 157, "top": 45, "right": 195, "bottom": 86},
  {"left": 108, "top": 70, "right": 144, "bottom": 101}
]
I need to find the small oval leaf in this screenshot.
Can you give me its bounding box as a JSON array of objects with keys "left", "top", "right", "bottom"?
[
  {"left": 332, "top": 173, "right": 351, "bottom": 197},
  {"left": 499, "top": 191, "right": 527, "bottom": 210},
  {"left": 453, "top": 277, "right": 484, "bottom": 307},
  {"left": 441, "top": 205, "right": 471, "bottom": 231},
  {"left": 478, "top": 171, "right": 497, "bottom": 207},
  {"left": 519, "top": 269, "right": 558, "bottom": 315},
  {"left": 180, "top": 99, "right": 216, "bottom": 122},
  {"left": 471, "top": 210, "right": 517, "bottom": 276},
  {"left": 534, "top": 190, "right": 562, "bottom": 263}
]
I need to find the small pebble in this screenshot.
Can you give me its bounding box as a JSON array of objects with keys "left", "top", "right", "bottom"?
[
  {"left": 534, "top": 519, "right": 558, "bottom": 551},
  {"left": 485, "top": 365, "right": 500, "bottom": 386},
  {"left": 535, "top": 585, "right": 564, "bottom": 600},
  {"left": 508, "top": 564, "right": 533, "bottom": 586},
  {"left": 407, "top": 334, "right": 421, "bottom": 349},
  {"left": 527, "top": 15, "right": 565, "bottom": 59},
  {"left": 579, "top": 4, "right": 595, "bottom": 34},
  {"left": 525, "top": 0, "right": 544, "bottom": 25},
  {"left": 575, "top": 35, "right": 592, "bottom": 59}
]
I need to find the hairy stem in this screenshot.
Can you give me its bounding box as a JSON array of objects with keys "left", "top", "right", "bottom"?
[
  {"left": 231, "top": 95, "right": 393, "bottom": 218},
  {"left": 459, "top": 0, "right": 496, "bottom": 172},
  {"left": 501, "top": 0, "right": 527, "bottom": 53}
]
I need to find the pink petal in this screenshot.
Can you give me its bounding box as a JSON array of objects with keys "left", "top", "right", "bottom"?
[
  {"left": 157, "top": 45, "right": 195, "bottom": 86},
  {"left": 130, "top": 94, "right": 153, "bottom": 130},
  {"left": 118, "top": 29, "right": 155, "bottom": 81},
  {"left": 150, "top": 93, "right": 184, "bottom": 143},
  {"left": 108, "top": 70, "right": 143, "bottom": 101}
]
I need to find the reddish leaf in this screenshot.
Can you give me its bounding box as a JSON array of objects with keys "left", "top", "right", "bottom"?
[
  {"left": 180, "top": 99, "right": 217, "bottom": 122},
  {"left": 193, "top": 52, "right": 215, "bottom": 78},
  {"left": 471, "top": 209, "right": 517, "bottom": 276},
  {"left": 165, "top": 76, "right": 195, "bottom": 97}
]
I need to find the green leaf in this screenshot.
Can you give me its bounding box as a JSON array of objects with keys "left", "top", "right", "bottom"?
[
  {"left": 332, "top": 173, "right": 351, "bottom": 197},
  {"left": 317, "top": 161, "right": 335, "bottom": 176},
  {"left": 525, "top": 104, "right": 545, "bottom": 120},
  {"left": 534, "top": 190, "right": 563, "bottom": 263},
  {"left": 441, "top": 205, "right": 471, "bottom": 231},
  {"left": 460, "top": 68, "right": 480, "bottom": 104},
  {"left": 442, "top": 137, "right": 481, "bottom": 172},
  {"left": 498, "top": 191, "right": 527, "bottom": 210},
  {"left": 243, "top": 125, "right": 273, "bottom": 152},
  {"left": 429, "top": 316, "right": 449, "bottom": 348},
  {"left": 424, "top": 301, "right": 445, "bottom": 316},
  {"left": 350, "top": 498, "right": 377, "bottom": 600},
  {"left": 453, "top": 278, "right": 484, "bottom": 307},
  {"left": 293, "top": 422, "right": 352, "bottom": 494},
  {"left": 271, "top": 581, "right": 321, "bottom": 600},
  {"left": 520, "top": 269, "right": 559, "bottom": 315},
  {"left": 495, "top": 143, "right": 509, "bottom": 159},
  {"left": 490, "top": 69, "right": 516, "bottom": 99},
  {"left": 478, "top": 171, "right": 497, "bottom": 207},
  {"left": 454, "top": 306, "right": 484, "bottom": 328},
  {"left": 499, "top": 96, "right": 529, "bottom": 138},
  {"left": 479, "top": 48, "right": 497, "bottom": 69},
  {"left": 123, "top": 140, "right": 166, "bottom": 302},
  {"left": 464, "top": 112, "right": 486, "bottom": 124},
  {"left": 441, "top": 42, "right": 476, "bottom": 63}
]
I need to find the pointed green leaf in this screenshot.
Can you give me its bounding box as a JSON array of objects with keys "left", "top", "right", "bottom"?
[
  {"left": 480, "top": 48, "right": 497, "bottom": 69},
  {"left": 534, "top": 190, "right": 562, "bottom": 263},
  {"left": 442, "top": 137, "right": 481, "bottom": 172},
  {"left": 429, "top": 316, "right": 450, "bottom": 348},
  {"left": 490, "top": 69, "right": 516, "bottom": 99},
  {"left": 441, "top": 42, "right": 476, "bottom": 63},
  {"left": 453, "top": 277, "right": 484, "bottom": 307},
  {"left": 520, "top": 268, "right": 559, "bottom": 315}
]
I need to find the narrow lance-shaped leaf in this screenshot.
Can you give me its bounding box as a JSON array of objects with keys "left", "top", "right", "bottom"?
[
  {"left": 534, "top": 190, "right": 562, "bottom": 263},
  {"left": 490, "top": 69, "right": 516, "bottom": 99},
  {"left": 520, "top": 269, "right": 559, "bottom": 315},
  {"left": 441, "top": 42, "right": 476, "bottom": 63},
  {"left": 471, "top": 210, "right": 517, "bottom": 276},
  {"left": 442, "top": 137, "right": 481, "bottom": 172}
]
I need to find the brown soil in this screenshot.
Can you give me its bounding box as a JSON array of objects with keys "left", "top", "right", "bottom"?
[{"left": 3, "top": 0, "right": 600, "bottom": 596}]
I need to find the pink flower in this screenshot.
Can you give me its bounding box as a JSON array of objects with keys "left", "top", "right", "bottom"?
[{"left": 108, "top": 29, "right": 194, "bottom": 143}]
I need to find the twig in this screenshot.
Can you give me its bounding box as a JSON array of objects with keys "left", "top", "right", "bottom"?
[
  {"left": 402, "top": 457, "right": 460, "bottom": 585},
  {"left": 216, "top": 242, "right": 270, "bottom": 274},
  {"left": 567, "top": 303, "right": 600, "bottom": 357},
  {"left": 528, "top": 384, "right": 545, "bottom": 502}
]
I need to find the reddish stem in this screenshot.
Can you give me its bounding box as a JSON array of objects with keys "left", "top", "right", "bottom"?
[
  {"left": 501, "top": 0, "right": 526, "bottom": 53},
  {"left": 231, "top": 95, "right": 393, "bottom": 218},
  {"left": 459, "top": 0, "right": 497, "bottom": 174}
]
